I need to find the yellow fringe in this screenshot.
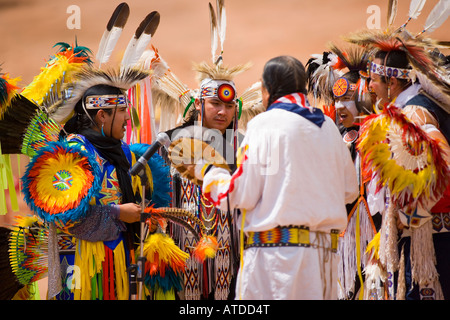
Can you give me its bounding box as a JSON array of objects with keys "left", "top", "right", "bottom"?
[
  {"left": 238, "top": 209, "right": 246, "bottom": 300},
  {"left": 73, "top": 239, "right": 105, "bottom": 300}
]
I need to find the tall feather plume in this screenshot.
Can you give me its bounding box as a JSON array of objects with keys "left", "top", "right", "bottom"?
[
  {"left": 121, "top": 11, "right": 160, "bottom": 71},
  {"left": 209, "top": 3, "right": 219, "bottom": 64},
  {"left": 418, "top": 0, "right": 450, "bottom": 35},
  {"left": 387, "top": 0, "right": 398, "bottom": 27},
  {"left": 397, "top": 0, "right": 427, "bottom": 31},
  {"left": 96, "top": 2, "right": 130, "bottom": 66},
  {"left": 408, "top": 0, "right": 427, "bottom": 19},
  {"left": 216, "top": 0, "right": 226, "bottom": 54}
]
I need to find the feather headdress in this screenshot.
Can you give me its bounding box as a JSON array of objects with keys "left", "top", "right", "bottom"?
[
  {"left": 343, "top": 0, "right": 450, "bottom": 114},
  {"left": 145, "top": 0, "right": 257, "bottom": 133},
  {"left": 48, "top": 67, "right": 151, "bottom": 123},
  {"left": 306, "top": 51, "right": 344, "bottom": 106}
]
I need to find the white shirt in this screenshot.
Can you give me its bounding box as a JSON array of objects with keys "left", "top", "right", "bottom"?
[
  {"left": 200, "top": 108, "right": 358, "bottom": 233},
  {"left": 196, "top": 107, "right": 359, "bottom": 300}
]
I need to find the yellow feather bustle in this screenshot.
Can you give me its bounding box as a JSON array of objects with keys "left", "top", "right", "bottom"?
[{"left": 21, "top": 55, "right": 85, "bottom": 106}]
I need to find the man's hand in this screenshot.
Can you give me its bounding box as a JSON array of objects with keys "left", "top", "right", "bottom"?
[{"left": 118, "top": 203, "right": 141, "bottom": 223}]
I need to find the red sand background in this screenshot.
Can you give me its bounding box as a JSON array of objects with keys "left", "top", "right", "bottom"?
[
  {"left": 0, "top": 0, "right": 449, "bottom": 298},
  {"left": 0, "top": 0, "right": 449, "bottom": 91}
]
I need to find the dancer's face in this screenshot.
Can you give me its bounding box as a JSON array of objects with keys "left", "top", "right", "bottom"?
[
  {"left": 97, "top": 107, "right": 130, "bottom": 140},
  {"left": 195, "top": 97, "right": 236, "bottom": 134}
]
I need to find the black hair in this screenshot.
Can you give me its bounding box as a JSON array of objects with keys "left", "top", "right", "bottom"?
[
  {"left": 61, "top": 84, "right": 122, "bottom": 137},
  {"left": 262, "top": 55, "right": 307, "bottom": 106},
  {"left": 374, "top": 50, "right": 411, "bottom": 87}
]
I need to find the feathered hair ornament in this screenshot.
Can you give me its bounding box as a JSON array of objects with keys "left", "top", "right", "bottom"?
[
  {"left": 306, "top": 51, "right": 344, "bottom": 106},
  {"left": 144, "top": 0, "right": 258, "bottom": 133},
  {"left": 48, "top": 67, "right": 150, "bottom": 123},
  {"left": 343, "top": 0, "right": 450, "bottom": 114}
]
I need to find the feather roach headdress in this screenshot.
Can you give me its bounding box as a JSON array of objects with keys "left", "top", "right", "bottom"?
[
  {"left": 44, "top": 3, "right": 159, "bottom": 126},
  {"left": 306, "top": 51, "right": 344, "bottom": 106},
  {"left": 48, "top": 67, "right": 150, "bottom": 124},
  {"left": 306, "top": 43, "right": 372, "bottom": 114},
  {"left": 146, "top": 0, "right": 260, "bottom": 133},
  {"left": 344, "top": 0, "right": 450, "bottom": 113}
]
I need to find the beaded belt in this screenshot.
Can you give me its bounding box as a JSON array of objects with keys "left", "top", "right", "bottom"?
[{"left": 245, "top": 225, "right": 339, "bottom": 252}]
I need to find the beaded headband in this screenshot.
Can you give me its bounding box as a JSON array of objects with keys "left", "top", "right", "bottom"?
[
  {"left": 84, "top": 94, "right": 128, "bottom": 109},
  {"left": 370, "top": 61, "right": 411, "bottom": 80},
  {"left": 200, "top": 79, "right": 237, "bottom": 103}
]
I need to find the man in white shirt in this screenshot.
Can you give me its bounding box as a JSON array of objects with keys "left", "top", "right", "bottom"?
[{"left": 193, "top": 55, "right": 359, "bottom": 300}]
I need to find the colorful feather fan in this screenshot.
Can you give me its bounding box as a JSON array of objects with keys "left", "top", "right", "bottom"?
[
  {"left": 21, "top": 140, "right": 102, "bottom": 229},
  {"left": 357, "top": 105, "right": 449, "bottom": 212},
  {"left": 8, "top": 215, "right": 49, "bottom": 286}
]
